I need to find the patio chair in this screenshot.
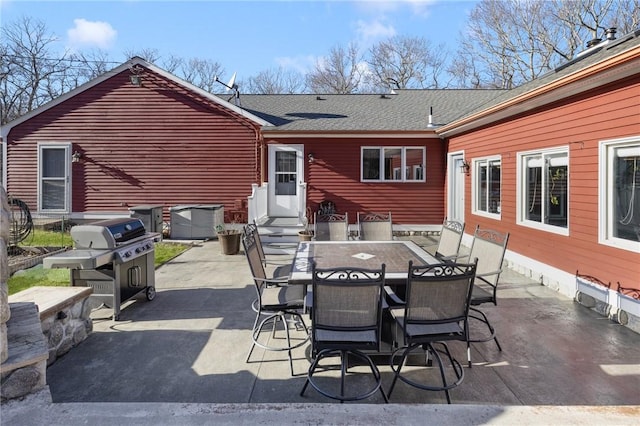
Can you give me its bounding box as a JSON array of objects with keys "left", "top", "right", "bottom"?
[
  {"left": 243, "top": 221, "right": 291, "bottom": 278},
  {"left": 427, "top": 219, "right": 465, "bottom": 260},
  {"left": 455, "top": 225, "right": 510, "bottom": 354},
  {"left": 357, "top": 211, "right": 393, "bottom": 241},
  {"left": 387, "top": 260, "right": 477, "bottom": 403},
  {"left": 242, "top": 230, "right": 309, "bottom": 376},
  {"left": 314, "top": 212, "right": 349, "bottom": 241},
  {"left": 300, "top": 263, "right": 388, "bottom": 403}
]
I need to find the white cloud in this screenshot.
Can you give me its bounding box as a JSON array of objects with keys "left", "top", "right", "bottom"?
[
  {"left": 67, "top": 18, "right": 117, "bottom": 50},
  {"left": 355, "top": 19, "right": 396, "bottom": 46},
  {"left": 275, "top": 54, "right": 318, "bottom": 74}
]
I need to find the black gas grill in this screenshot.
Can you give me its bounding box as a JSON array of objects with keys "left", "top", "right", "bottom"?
[{"left": 43, "top": 218, "right": 161, "bottom": 320}]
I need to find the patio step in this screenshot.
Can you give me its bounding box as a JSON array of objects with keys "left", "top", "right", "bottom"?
[{"left": 255, "top": 217, "right": 304, "bottom": 254}]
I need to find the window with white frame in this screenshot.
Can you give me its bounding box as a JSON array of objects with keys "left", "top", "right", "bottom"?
[
  {"left": 38, "top": 143, "right": 71, "bottom": 212},
  {"left": 361, "top": 147, "right": 425, "bottom": 182},
  {"left": 518, "top": 148, "right": 568, "bottom": 231},
  {"left": 600, "top": 138, "right": 640, "bottom": 251},
  {"left": 473, "top": 157, "right": 501, "bottom": 216}
]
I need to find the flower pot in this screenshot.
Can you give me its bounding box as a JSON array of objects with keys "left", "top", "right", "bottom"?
[
  {"left": 298, "top": 231, "right": 314, "bottom": 241},
  {"left": 218, "top": 231, "right": 241, "bottom": 255}
]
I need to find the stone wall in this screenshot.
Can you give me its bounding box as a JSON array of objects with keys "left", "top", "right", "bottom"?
[
  {"left": 1, "top": 187, "right": 10, "bottom": 363},
  {"left": 9, "top": 286, "right": 93, "bottom": 366}
]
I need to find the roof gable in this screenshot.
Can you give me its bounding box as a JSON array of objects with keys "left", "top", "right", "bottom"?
[{"left": 1, "top": 57, "right": 271, "bottom": 140}]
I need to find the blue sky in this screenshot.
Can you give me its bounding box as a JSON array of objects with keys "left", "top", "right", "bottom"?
[{"left": 0, "top": 0, "right": 478, "bottom": 82}]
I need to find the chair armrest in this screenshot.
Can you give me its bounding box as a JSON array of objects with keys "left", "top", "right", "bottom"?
[
  {"left": 252, "top": 276, "right": 290, "bottom": 287},
  {"left": 476, "top": 269, "right": 502, "bottom": 278},
  {"left": 384, "top": 286, "right": 405, "bottom": 306}
]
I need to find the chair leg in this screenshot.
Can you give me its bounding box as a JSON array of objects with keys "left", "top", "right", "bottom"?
[
  {"left": 390, "top": 342, "right": 464, "bottom": 403},
  {"left": 388, "top": 345, "right": 412, "bottom": 398},
  {"left": 247, "top": 311, "right": 309, "bottom": 376},
  {"left": 303, "top": 349, "right": 386, "bottom": 402},
  {"left": 428, "top": 344, "right": 451, "bottom": 404},
  {"left": 469, "top": 306, "right": 502, "bottom": 351}
]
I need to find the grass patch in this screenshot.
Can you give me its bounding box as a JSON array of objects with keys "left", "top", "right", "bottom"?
[
  {"left": 19, "top": 229, "right": 73, "bottom": 247},
  {"left": 8, "top": 241, "right": 191, "bottom": 296},
  {"left": 8, "top": 267, "right": 71, "bottom": 295},
  {"left": 154, "top": 242, "right": 190, "bottom": 267}
]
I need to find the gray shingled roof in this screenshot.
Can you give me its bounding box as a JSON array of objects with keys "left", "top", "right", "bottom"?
[
  {"left": 235, "top": 30, "right": 639, "bottom": 133},
  {"left": 238, "top": 90, "right": 506, "bottom": 132}
]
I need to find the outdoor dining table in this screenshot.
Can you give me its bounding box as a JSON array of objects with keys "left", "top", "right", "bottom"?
[{"left": 288, "top": 240, "right": 439, "bottom": 286}]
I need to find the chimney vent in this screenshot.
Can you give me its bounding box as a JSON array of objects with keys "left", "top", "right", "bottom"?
[
  {"left": 586, "top": 38, "right": 601, "bottom": 48},
  {"left": 605, "top": 27, "right": 617, "bottom": 40}
]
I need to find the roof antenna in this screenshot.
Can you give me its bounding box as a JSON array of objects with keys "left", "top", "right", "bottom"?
[{"left": 214, "top": 72, "right": 241, "bottom": 106}]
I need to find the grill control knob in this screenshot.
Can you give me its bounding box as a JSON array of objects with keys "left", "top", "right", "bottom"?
[
  {"left": 135, "top": 247, "right": 142, "bottom": 253},
  {"left": 124, "top": 251, "right": 131, "bottom": 258}
]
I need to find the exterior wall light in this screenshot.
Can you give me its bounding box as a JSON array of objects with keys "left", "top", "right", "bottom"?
[
  {"left": 460, "top": 160, "right": 470, "bottom": 174},
  {"left": 308, "top": 153, "right": 315, "bottom": 163},
  {"left": 72, "top": 151, "right": 82, "bottom": 163}
]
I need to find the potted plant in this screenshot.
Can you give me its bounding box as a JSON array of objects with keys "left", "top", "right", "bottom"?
[
  {"left": 216, "top": 224, "right": 241, "bottom": 255},
  {"left": 298, "top": 216, "right": 314, "bottom": 241}
]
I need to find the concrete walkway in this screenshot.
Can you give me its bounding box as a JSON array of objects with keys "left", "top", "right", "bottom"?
[{"left": 2, "top": 238, "right": 640, "bottom": 424}]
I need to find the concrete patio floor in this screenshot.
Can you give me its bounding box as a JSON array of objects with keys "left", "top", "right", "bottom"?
[{"left": 3, "top": 236, "right": 640, "bottom": 424}]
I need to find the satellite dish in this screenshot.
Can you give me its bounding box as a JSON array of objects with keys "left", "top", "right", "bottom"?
[
  {"left": 227, "top": 72, "right": 237, "bottom": 91},
  {"left": 214, "top": 72, "right": 241, "bottom": 106}
]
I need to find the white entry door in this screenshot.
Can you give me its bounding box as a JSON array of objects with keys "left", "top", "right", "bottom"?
[
  {"left": 268, "top": 144, "right": 304, "bottom": 217},
  {"left": 448, "top": 152, "right": 465, "bottom": 223}
]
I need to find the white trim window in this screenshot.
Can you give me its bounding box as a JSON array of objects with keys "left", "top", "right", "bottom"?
[
  {"left": 38, "top": 143, "right": 71, "bottom": 213},
  {"left": 361, "top": 147, "right": 425, "bottom": 182},
  {"left": 473, "top": 156, "right": 501, "bottom": 218},
  {"left": 517, "top": 147, "right": 569, "bottom": 234},
  {"left": 600, "top": 137, "right": 640, "bottom": 252}
]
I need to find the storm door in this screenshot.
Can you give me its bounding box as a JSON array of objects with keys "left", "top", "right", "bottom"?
[
  {"left": 448, "top": 152, "right": 465, "bottom": 223},
  {"left": 268, "top": 144, "right": 303, "bottom": 217}
]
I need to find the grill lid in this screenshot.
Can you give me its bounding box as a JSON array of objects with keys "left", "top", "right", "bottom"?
[{"left": 71, "top": 218, "right": 146, "bottom": 249}]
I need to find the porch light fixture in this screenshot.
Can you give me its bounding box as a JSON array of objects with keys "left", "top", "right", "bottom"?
[
  {"left": 72, "top": 151, "right": 82, "bottom": 163},
  {"left": 129, "top": 64, "right": 144, "bottom": 86},
  {"left": 308, "top": 153, "right": 315, "bottom": 163},
  {"left": 460, "top": 160, "right": 470, "bottom": 175},
  {"left": 129, "top": 74, "right": 142, "bottom": 86}
]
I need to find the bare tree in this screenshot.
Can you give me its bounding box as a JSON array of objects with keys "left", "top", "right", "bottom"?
[
  {"left": 452, "top": 0, "right": 638, "bottom": 89},
  {"left": 0, "top": 16, "right": 73, "bottom": 124},
  {"left": 367, "top": 35, "right": 449, "bottom": 89},
  {"left": 63, "top": 49, "right": 114, "bottom": 90},
  {"left": 245, "top": 67, "right": 306, "bottom": 94},
  {"left": 123, "top": 47, "right": 161, "bottom": 63},
  {"left": 306, "top": 42, "right": 364, "bottom": 94}
]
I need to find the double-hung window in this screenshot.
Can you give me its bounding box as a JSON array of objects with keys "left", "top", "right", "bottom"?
[
  {"left": 518, "top": 147, "right": 568, "bottom": 234},
  {"left": 361, "top": 147, "right": 425, "bottom": 182},
  {"left": 38, "top": 143, "right": 71, "bottom": 213},
  {"left": 599, "top": 137, "right": 640, "bottom": 252},
  {"left": 473, "top": 156, "right": 501, "bottom": 217}
]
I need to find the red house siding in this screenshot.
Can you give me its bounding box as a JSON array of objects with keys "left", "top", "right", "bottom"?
[
  {"left": 268, "top": 137, "right": 446, "bottom": 225},
  {"left": 449, "top": 77, "right": 640, "bottom": 290},
  {"left": 6, "top": 69, "right": 261, "bottom": 222}
]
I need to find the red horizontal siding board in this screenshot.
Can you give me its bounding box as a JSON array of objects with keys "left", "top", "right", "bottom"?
[{"left": 450, "top": 77, "right": 640, "bottom": 290}]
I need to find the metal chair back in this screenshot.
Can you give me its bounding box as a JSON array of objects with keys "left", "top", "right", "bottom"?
[
  {"left": 357, "top": 211, "right": 393, "bottom": 241},
  {"left": 314, "top": 212, "right": 349, "bottom": 241},
  {"left": 403, "top": 261, "right": 477, "bottom": 340},
  {"left": 311, "top": 264, "right": 386, "bottom": 352},
  {"left": 435, "top": 219, "right": 465, "bottom": 259},
  {"left": 468, "top": 226, "right": 509, "bottom": 288}
]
